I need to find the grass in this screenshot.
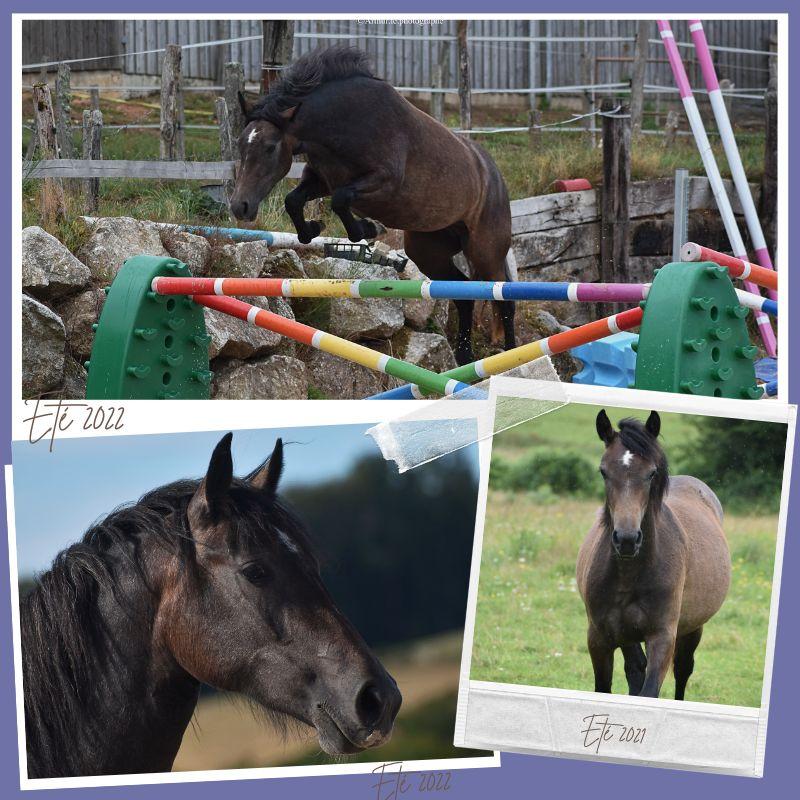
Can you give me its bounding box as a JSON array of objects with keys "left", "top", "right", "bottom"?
[
  {"left": 470, "top": 405, "right": 779, "bottom": 708},
  {"left": 21, "top": 90, "right": 767, "bottom": 246}
]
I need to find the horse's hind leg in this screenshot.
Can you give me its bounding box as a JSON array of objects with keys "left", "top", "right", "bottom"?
[
  {"left": 284, "top": 166, "right": 329, "bottom": 244},
  {"left": 673, "top": 627, "right": 703, "bottom": 701},
  {"left": 404, "top": 229, "right": 476, "bottom": 365},
  {"left": 463, "top": 238, "right": 516, "bottom": 352},
  {"left": 587, "top": 624, "right": 614, "bottom": 693},
  {"left": 621, "top": 643, "right": 647, "bottom": 695}
]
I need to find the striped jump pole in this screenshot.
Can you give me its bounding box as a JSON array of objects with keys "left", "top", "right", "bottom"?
[
  {"left": 688, "top": 19, "right": 777, "bottom": 301},
  {"left": 152, "top": 276, "right": 651, "bottom": 303},
  {"left": 192, "top": 294, "right": 472, "bottom": 398},
  {"left": 658, "top": 20, "right": 776, "bottom": 357},
  {"left": 153, "top": 275, "right": 776, "bottom": 318},
  {"left": 681, "top": 243, "right": 779, "bottom": 293},
  {"left": 369, "top": 307, "right": 644, "bottom": 400}
]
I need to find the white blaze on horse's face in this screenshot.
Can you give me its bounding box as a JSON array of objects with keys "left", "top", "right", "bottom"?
[
  {"left": 247, "top": 128, "right": 259, "bottom": 144},
  {"left": 621, "top": 450, "right": 634, "bottom": 468}
]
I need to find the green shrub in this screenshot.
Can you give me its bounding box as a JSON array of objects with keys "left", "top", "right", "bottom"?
[{"left": 491, "top": 451, "right": 600, "bottom": 498}]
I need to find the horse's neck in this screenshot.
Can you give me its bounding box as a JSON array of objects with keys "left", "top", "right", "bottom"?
[
  {"left": 29, "top": 571, "right": 199, "bottom": 777},
  {"left": 91, "top": 579, "right": 200, "bottom": 773}
]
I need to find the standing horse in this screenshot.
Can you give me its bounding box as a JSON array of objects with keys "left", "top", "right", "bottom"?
[
  {"left": 576, "top": 411, "right": 731, "bottom": 699},
  {"left": 22, "top": 435, "right": 401, "bottom": 778},
  {"left": 229, "top": 46, "right": 515, "bottom": 365}
]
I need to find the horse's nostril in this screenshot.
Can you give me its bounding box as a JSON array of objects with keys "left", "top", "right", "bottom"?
[
  {"left": 636, "top": 530, "right": 643, "bottom": 546},
  {"left": 355, "top": 681, "right": 384, "bottom": 727},
  {"left": 612, "top": 530, "right": 621, "bottom": 547}
]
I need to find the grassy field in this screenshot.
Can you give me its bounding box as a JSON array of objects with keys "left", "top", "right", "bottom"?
[
  {"left": 21, "top": 90, "right": 766, "bottom": 246},
  {"left": 470, "top": 405, "right": 779, "bottom": 708}
]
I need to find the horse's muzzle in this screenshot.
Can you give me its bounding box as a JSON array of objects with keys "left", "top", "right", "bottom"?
[
  {"left": 612, "top": 529, "right": 643, "bottom": 558},
  {"left": 229, "top": 197, "right": 258, "bottom": 222}
]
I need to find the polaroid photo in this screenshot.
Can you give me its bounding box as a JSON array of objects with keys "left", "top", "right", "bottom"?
[
  {"left": 455, "top": 379, "right": 795, "bottom": 777},
  {"left": 5, "top": 422, "right": 499, "bottom": 789}
]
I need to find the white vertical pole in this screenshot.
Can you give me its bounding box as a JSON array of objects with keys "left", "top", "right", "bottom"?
[{"left": 657, "top": 20, "right": 776, "bottom": 357}]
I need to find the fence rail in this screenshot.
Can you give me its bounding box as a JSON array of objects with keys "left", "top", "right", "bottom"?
[{"left": 24, "top": 159, "right": 306, "bottom": 181}]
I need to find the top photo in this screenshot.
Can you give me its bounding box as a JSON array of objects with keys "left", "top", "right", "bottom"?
[{"left": 18, "top": 17, "right": 782, "bottom": 401}]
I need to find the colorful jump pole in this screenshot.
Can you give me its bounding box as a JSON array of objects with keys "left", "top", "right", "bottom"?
[
  {"left": 369, "top": 307, "right": 644, "bottom": 399},
  {"left": 657, "top": 20, "right": 776, "bottom": 357},
  {"left": 192, "top": 294, "right": 473, "bottom": 398},
  {"left": 681, "top": 242, "right": 778, "bottom": 292},
  {"left": 688, "top": 19, "right": 777, "bottom": 301},
  {"left": 152, "top": 276, "right": 650, "bottom": 303},
  {"left": 80, "top": 217, "right": 353, "bottom": 250},
  {"left": 153, "top": 275, "right": 776, "bottom": 318}
]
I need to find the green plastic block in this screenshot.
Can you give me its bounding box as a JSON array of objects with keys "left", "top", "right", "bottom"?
[
  {"left": 85, "top": 255, "right": 210, "bottom": 400},
  {"left": 634, "top": 262, "right": 759, "bottom": 399}
]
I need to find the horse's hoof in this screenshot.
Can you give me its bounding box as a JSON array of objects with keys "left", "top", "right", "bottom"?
[
  {"left": 361, "top": 219, "right": 380, "bottom": 240},
  {"left": 297, "top": 221, "right": 323, "bottom": 244}
]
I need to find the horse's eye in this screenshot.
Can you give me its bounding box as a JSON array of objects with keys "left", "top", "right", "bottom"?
[
  {"left": 599, "top": 467, "right": 608, "bottom": 479},
  {"left": 264, "top": 143, "right": 276, "bottom": 154},
  {"left": 646, "top": 469, "right": 657, "bottom": 480},
  {"left": 241, "top": 562, "right": 270, "bottom": 585}
]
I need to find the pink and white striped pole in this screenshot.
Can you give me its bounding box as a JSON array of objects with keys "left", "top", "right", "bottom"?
[
  {"left": 657, "top": 20, "right": 776, "bottom": 357},
  {"left": 688, "top": 19, "right": 777, "bottom": 302}
]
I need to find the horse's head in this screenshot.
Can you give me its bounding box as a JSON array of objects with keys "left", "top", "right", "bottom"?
[
  {"left": 159, "top": 434, "right": 401, "bottom": 755},
  {"left": 595, "top": 410, "right": 668, "bottom": 559},
  {"left": 229, "top": 93, "right": 296, "bottom": 222}
]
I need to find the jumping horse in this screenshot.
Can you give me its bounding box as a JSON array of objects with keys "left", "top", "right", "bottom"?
[
  {"left": 229, "top": 46, "right": 515, "bottom": 365},
  {"left": 22, "top": 435, "right": 401, "bottom": 777},
  {"left": 576, "top": 411, "right": 731, "bottom": 699}
]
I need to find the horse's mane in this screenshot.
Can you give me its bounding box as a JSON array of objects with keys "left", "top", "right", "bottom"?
[
  {"left": 617, "top": 417, "right": 670, "bottom": 512},
  {"left": 21, "top": 474, "right": 314, "bottom": 777},
  {"left": 249, "top": 45, "right": 376, "bottom": 126}
]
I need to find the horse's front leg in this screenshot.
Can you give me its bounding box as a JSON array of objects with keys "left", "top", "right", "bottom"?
[
  {"left": 639, "top": 630, "right": 676, "bottom": 698},
  {"left": 331, "top": 171, "right": 396, "bottom": 242},
  {"left": 284, "top": 167, "right": 329, "bottom": 244},
  {"left": 587, "top": 624, "right": 614, "bottom": 693}
]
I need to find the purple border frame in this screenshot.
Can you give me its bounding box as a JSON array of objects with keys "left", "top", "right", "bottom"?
[{"left": 2, "top": 4, "right": 797, "bottom": 798}]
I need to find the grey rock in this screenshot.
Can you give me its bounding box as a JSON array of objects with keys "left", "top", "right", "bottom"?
[
  {"left": 22, "top": 226, "right": 91, "bottom": 299},
  {"left": 57, "top": 287, "right": 106, "bottom": 362},
  {"left": 80, "top": 216, "right": 169, "bottom": 282},
  {"left": 302, "top": 346, "right": 399, "bottom": 399},
  {"left": 162, "top": 229, "right": 211, "bottom": 275},
  {"left": 212, "top": 355, "right": 308, "bottom": 399},
  {"left": 22, "top": 295, "right": 65, "bottom": 398},
  {"left": 205, "top": 296, "right": 295, "bottom": 360},
  {"left": 260, "top": 248, "right": 307, "bottom": 279},
  {"left": 61, "top": 357, "right": 88, "bottom": 400},
  {"left": 392, "top": 330, "right": 457, "bottom": 373}
]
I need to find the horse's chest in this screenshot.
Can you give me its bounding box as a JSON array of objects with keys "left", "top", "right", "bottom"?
[{"left": 592, "top": 588, "right": 650, "bottom": 643}]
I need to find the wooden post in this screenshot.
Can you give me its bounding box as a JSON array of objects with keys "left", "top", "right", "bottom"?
[
  {"left": 579, "top": 20, "right": 593, "bottom": 144},
  {"left": 160, "top": 44, "right": 184, "bottom": 161},
  {"left": 55, "top": 63, "right": 73, "bottom": 159},
  {"left": 760, "top": 72, "right": 777, "bottom": 257},
  {"left": 663, "top": 109, "right": 679, "bottom": 147},
  {"left": 216, "top": 96, "right": 235, "bottom": 199},
  {"left": 89, "top": 88, "right": 100, "bottom": 111},
  {"left": 528, "top": 109, "right": 542, "bottom": 148},
  {"left": 261, "top": 20, "right": 294, "bottom": 94},
  {"left": 456, "top": 20, "right": 471, "bottom": 135},
  {"left": 527, "top": 18, "right": 537, "bottom": 111},
  {"left": 224, "top": 62, "right": 246, "bottom": 159},
  {"left": 599, "top": 98, "right": 631, "bottom": 318},
  {"left": 81, "top": 108, "right": 103, "bottom": 213},
  {"left": 630, "top": 21, "right": 649, "bottom": 136},
  {"left": 32, "top": 83, "right": 66, "bottom": 224},
  {"left": 430, "top": 39, "right": 450, "bottom": 123}
]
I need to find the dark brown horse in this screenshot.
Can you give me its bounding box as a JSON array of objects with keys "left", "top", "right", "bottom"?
[
  {"left": 576, "top": 411, "right": 730, "bottom": 699},
  {"left": 229, "top": 46, "right": 515, "bottom": 365},
  {"left": 21, "top": 435, "right": 401, "bottom": 778}
]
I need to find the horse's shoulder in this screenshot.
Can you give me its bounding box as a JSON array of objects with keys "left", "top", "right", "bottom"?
[{"left": 667, "top": 475, "right": 724, "bottom": 522}]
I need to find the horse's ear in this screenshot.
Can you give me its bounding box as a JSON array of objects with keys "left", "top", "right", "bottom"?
[
  {"left": 596, "top": 410, "right": 615, "bottom": 446},
  {"left": 191, "top": 433, "right": 234, "bottom": 521},
  {"left": 645, "top": 411, "right": 661, "bottom": 438},
  {"left": 279, "top": 104, "right": 299, "bottom": 122},
  {"left": 237, "top": 91, "right": 252, "bottom": 120},
  {"left": 249, "top": 438, "right": 284, "bottom": 495}
]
